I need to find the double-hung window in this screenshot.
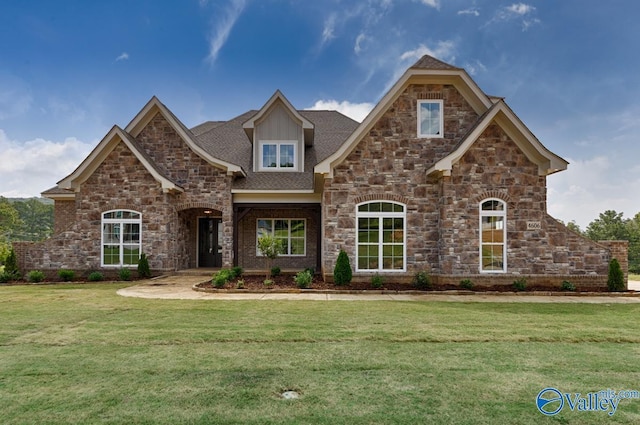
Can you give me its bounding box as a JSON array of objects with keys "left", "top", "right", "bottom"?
[
  {"left": 417, "top": 100, "right": 443, "bottom": 138},
  {"left": 356, "top": 201, "right": 406, "bottom": 272},
  {"left": 480, "top": 199, "right": 506, "bottom": 272},
  {"left": 102, "top": 210, "right": 141, "bottom": 267},
  {"left": 259, "top": 141, "right": 297, "bottom": 170},
  {"left": 257, "top": 219, "right": 306, "bottom": 256}
]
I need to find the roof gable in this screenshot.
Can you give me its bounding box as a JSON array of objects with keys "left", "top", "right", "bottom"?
[
  {"left": 315, "top": 55, "right": 493, "bottom": 176},
  {"left": 426, "top": 101, "right": 568, "bottom": 176},
  {"left": 126, "top": 96, "right": 245, "bottom": 176},
  {"left": 242, "top": 90, "right": 315, "bottom": 146},
  {"left": 57, "top": 126, "right": 184, "bottom": 193}
]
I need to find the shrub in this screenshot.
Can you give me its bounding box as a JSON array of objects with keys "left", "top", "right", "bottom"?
[
  {"left": 212, "top": 269, "right": 233, "bottom": 288},
  {"left": 57, "top": 269, "right": 75, "bottom": 282},
  {"left": 371, "top": 273, "right": 383, "bottom": 289},
  {"left": 236, "top": 279, "right": 245, "bottom": 289},
  {"left": 231, "top": 266, "right": 243, "bottom": 279},
  {"left": 263, "top": 279, "right": 274, "bottom": 287},
  {"left": 333, "top": 250, "right": 352, "bottom": 286},
  {"left": 560, "top": 280, "right": 576, "bottom": 292},
  {"left": 608, "top": 258, "right": 625, "bottom": 292},
  {"left": 270, "top": 266, "right": 281, "bottom": 277},
  {"left": 0, "top": 272, "right": 15, "bottom": 283},
  {"left": 118, "top": 268, "right": 132, "bottom": 281},
  {"left": 4, "top": 248, "right": 19, "bottom": 276},
  {"left": 412, "top": 271, "right": 431, "bottom": 290},
  {"left": 87, "top": 271, "right": 104, "bottom": 282},
  {"left": 137, "top": 253, "right": 151, "bottom": 278},
  {"left": 513, "top": 278, "right": 527, "bottom": 292},
  {"left": 27, "top": 270, "right": 45, "bottom": 283},
  {"left": 294, "top": 270, "right": 313, "bottom": 289},
  {"left": 460, "top": 279, "right": 474, "bottom": 290}
]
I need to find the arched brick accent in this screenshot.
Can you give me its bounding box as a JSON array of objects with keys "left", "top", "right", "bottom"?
[
  {"left": 353, "top": 193, "right": 411, "bottom": 206},
  {"left": 173, "top": 202, "right": 224, "bottom": 213},
  {"left": 472, "top": 190, "right": 512, "bottom": 205}
]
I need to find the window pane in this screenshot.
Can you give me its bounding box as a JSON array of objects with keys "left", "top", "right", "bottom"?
[
  {"left": 123, "top": 223, "right": 140, "bottom": 243},
  {"left": 257, "top": 219, "right": 272, "bottom": 238},
  {"left": 279, "top": 144, "right": 295, "bottom": 168},
  {"left": 122, "top": 245, "right": 140, "bottom": 265},
  {"left": 290, "top": 220, "right": 305, "bottom": 237},
  {"left": 103, "top": 223, "right": 120, "bottom": 244},
  {"left": 420, "top": 102, "right": 441, "bottom": 136},
  {"left": 262, "top": 144, "right": 277, "bottom": 168},
  {"left": 103, "top": 245, "right": 120, "bottom": 265},
  {"left": 482, "top": 200, "right": 504, "bottom": 211},
  {"left": 481, "top": 245, "right": 504, "bottom": 271},
  {"left": 290, "top": 238, "right": 305, "bottom": 255}
]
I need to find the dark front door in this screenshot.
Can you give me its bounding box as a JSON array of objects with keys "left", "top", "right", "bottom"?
[{"left": 198, "top": 217, "right": 222, "bottom": 267}]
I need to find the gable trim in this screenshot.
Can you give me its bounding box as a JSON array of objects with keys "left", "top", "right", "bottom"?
[
  {"left": 426, "top": 101, "right": 568, "bottom": 177},
  {"left": 57, "top": 126, "right": 184, "bottom": 193},
  {"left": 125, "top": 96, "right": 246, "bottom": 177}
]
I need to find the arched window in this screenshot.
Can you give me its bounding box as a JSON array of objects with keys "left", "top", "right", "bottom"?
[
  {"left": 479, "top": 199, "right": 506, "bottom": 273},
  {"left": 102, "top": 210, "right": 142, "bottom": 267},
  {"left": 356, "top": 201, "right": 406, "bottom": 272}
]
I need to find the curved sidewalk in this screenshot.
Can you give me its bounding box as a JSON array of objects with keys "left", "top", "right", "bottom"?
[{"left": 117, "top": 275, "right": 640, "bottom": 303}]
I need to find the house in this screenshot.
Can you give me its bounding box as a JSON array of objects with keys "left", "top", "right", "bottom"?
[{"left": 15, "top": 55, "right": 627, "bottom": 288}]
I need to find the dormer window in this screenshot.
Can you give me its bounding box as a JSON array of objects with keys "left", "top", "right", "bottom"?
[
  {"left": 417, "top": 100, "right": 443, "bottom": 138},
  {"left": 259, "top": 141, "right": 297, "bottom": 171}
]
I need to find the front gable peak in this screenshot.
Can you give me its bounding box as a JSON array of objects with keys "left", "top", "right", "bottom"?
[{"left": 242, "top": 90, "right": 315, "bottom": 146}]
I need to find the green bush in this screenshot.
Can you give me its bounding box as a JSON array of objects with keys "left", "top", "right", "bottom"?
[
  {"left": 4, "top": 248, "right": 19, "bottom": 276},
  {"left": 87, "top": 271, "right": 104, "bottom": 282},
  {"left": 333, "top": 250, "right": 352, "bottom": 286},
  {"left": 263, "top": 279, "right": 274, "bottom": 287},
  {"left": 236, "top": 279, "right": 245, "bottom": 289},
  {"left": 118, "top": 268, "right": 132, "bottom": 282},
  {"left": 212, "top": 269, "right": 233, "bottom": 288},
  {"left": 460, "top": 279, "right": 474, "bottom": 290},
  {"left": 513, "top": 278, "right": 527, "bottom": 292},
  {"left": 371, "top": 273, "right": 383, "bottom": 289},
  {"left": 294, "top": 270, "right": 313, "bottom": 289},
  {"left": 0, "top": 271, "right": 16, "bottom": 283},
  {"left": 231, "top": 266, "right": 243, "bottom": 279},
  {"left": 57, "top": 269, "right": 75, "bottom": 282},
  {"left": 270, "top": 266, "right": 281, "bottom": 277},
  {"left": 608, "top": 258, "right": 625, "bottom": 292},
  {"left": 560, "top": 280, "right": 576, "bottom": 292},
  {"left": 137, "top": 253, "right": 151, "bottom": 278},
  {"left": 412, "top": 271, "right": 431, "bottom": 290},
  {"left": 27, "top": 270, "right": 45, "bottom": 283}
]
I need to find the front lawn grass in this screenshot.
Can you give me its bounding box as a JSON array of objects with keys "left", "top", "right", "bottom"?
[{"left": 1, "top": 284, "right": 640, "bottom": 424}]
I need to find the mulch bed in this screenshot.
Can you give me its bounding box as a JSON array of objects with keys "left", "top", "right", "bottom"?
[{"left": 196, "top": 274, "right": 614, "bottom": 293}]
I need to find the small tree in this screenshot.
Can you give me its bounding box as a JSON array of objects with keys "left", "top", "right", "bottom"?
[
  {"left": 608, "top": 258, "right": 625, "bottom": 292},
  {"left": 4, "top": 247, "right": 19, "bottom": 276},
  {"left": 257, "top": 234, "right": 283, "bottom": 280},
  {"left": 137, "top": 253, "right": 151, "bottom": 278},
  {"left": 333, "top": 249, "right": 352, "bottom": 286}
]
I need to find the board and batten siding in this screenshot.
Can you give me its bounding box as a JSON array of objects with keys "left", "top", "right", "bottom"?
[{"left": 254, "top": 103, "right": 304, "bottom": 171}]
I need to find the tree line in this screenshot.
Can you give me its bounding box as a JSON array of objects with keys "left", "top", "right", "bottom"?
[
  {"left": 0, "top": 197, "right": 638, "bottom": 273},
  {"left": 0, "top": 197, "right": 54, "bottom": 262}
]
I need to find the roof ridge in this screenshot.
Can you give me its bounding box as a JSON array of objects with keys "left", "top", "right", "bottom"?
[{"left": 410, "top": 54, "right": 461, "bottom": 70}]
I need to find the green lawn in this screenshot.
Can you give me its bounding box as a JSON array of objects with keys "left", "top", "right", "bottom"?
[{"left": 1, "top": 284, "right": 640, "bottom": 424}]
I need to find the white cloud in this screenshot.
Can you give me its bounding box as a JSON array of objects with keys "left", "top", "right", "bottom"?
[
  {"left": 464, "top": 60, "right": 487, "bottom": 75},
  {"left": 307, "top": 100, "right": 374, "bottom": 123},
  {"left": 115, "top": 52, "right": 129, "bottom": 62},
  {"left": 321, "top": 14, "right": 337, "bottom": 47},
  {"left": 205, "top": 0, "right": 246, "bottom": 66},
  {"left": 547, "top": 156, "right": 640, "bottom": 229},
  {"left": 458, "top": 8, "right": 480, "bottom": 17},
  {"left": 506, "top": 3, "right": 534, "bottom": 15},
  {"left": 385, "top": 41, "right": 456, "bottom": 92},
  {"left": 354, "top": 33, "right": 367, "bottom": 54},
  {"left": 489, "top": 3, "right": 540, "bottom": 30},
  {"left": 417, "top": 0, "right": 440, "bottom": 9},
  {"left": 0, "top": 129, "right": 94, "bottom": 197}
]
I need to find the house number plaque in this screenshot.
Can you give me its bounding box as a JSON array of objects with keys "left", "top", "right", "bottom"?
[{"left": 527, "top": 221, "right": 542, "bottom": 230}]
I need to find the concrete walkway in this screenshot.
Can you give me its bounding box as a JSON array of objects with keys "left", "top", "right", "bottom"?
[{"left": 116, "top": 275, "right": 640, "bottom": 303}]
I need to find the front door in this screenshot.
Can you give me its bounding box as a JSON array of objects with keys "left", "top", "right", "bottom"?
[{"left": 198, "top": 217, "right": 222, "bottom": 267}]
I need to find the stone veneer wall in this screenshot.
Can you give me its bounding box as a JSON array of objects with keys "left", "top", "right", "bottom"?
[
  {"left": 237, "top": 207, "right": 318, "bottom": 270},
  {"left": 323, "top": 83, "right": 479, "bottom": 276}
]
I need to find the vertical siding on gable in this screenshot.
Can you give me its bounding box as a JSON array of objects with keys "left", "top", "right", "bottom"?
[{"left": 255, "top": 103, "right": 304, "bottom": 171}]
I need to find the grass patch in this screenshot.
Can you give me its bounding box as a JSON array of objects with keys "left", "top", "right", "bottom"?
[
  {"left": 1, "top": 284, "right": 640, "bottom": 423},
  {"left": 629, "top": 273, "right": 640, "bottom": 281}
]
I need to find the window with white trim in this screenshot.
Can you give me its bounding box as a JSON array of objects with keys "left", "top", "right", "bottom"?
[
  {"left": 256, "top": 219, "right": 306, "bottom": 256},
  {"left": 480, "top": 199, "right": 506, "bottom": 273},
  {"left": 259, "top": 141, "right": 297, "bottom": 170},
  {"left": 417, "top": 100, "right": 443, "bottom": 138},
  {"left": 356, "top": 201, "right": 406, "bottom": 272},
  {"left": 102, "top": 210, "right": 141, "bottom": 267}
]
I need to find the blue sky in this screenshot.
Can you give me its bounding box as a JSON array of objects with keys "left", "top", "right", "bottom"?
[{"left": 0, "top": 0, "right": 638, "bottom": 229}]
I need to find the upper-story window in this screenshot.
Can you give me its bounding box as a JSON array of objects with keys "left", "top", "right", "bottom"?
[
  {"left": 417, "top": 100, "right": 443, "bottom": 138},
  {"left": 259, "top": 141, "right": 297, "bottom": 171}
]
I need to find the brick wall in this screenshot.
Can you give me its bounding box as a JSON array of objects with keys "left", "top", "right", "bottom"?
[{"left": 52, "top": 200, "right": 76, "bottom": 234}]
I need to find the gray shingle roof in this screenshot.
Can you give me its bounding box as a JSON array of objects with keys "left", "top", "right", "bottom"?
[
  {"left": 192, "top": 109, "right": 358, "bottom": 191},
  {"left": 411, "top": 54, "right": 461, "bottom": 70}
]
